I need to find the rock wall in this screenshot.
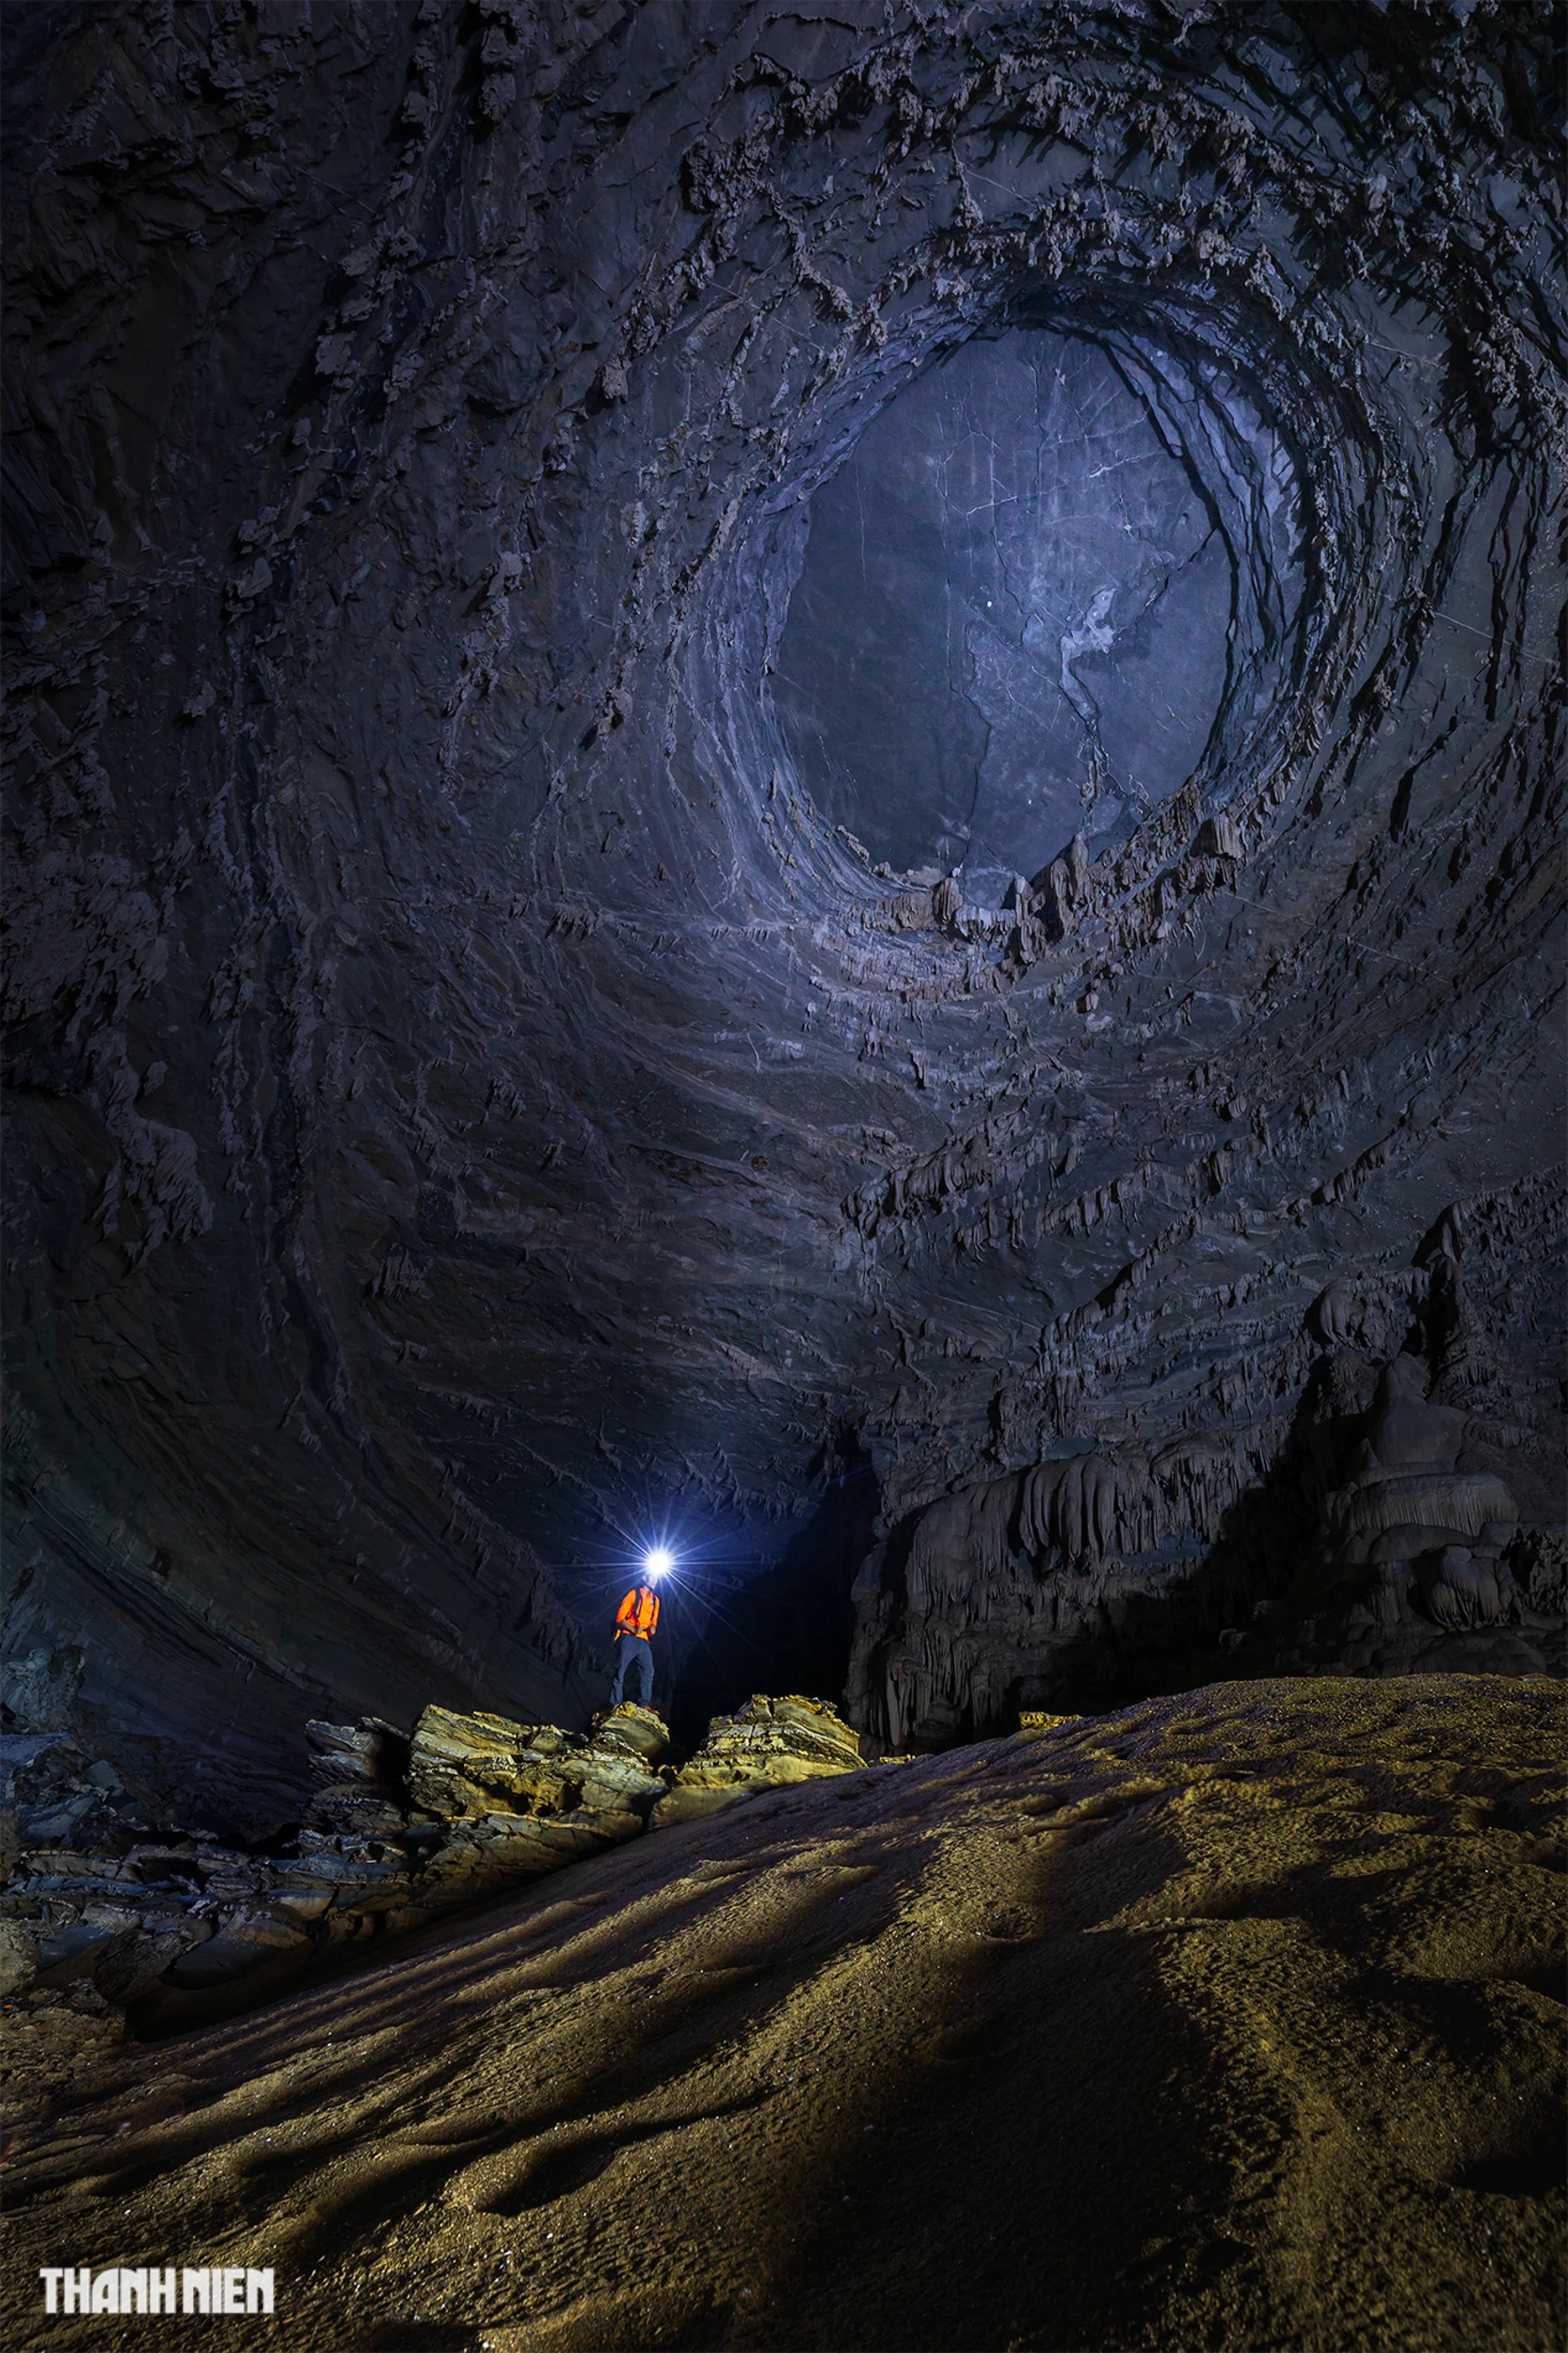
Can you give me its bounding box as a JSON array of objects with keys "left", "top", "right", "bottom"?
[
  {"left": 3, "top": 5, "right": 1562, "bottom": 1806},
  {"left": 0, "top": 1686, "right": 880, "bottom": 2043},
  {"left": 848, "top": 1171, "right": 1566, "bottom": 1745}
]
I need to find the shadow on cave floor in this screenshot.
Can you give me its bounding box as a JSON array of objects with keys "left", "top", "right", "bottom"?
[{"left": 116, "top": 1859, "right": 630, "bottom": 2048}]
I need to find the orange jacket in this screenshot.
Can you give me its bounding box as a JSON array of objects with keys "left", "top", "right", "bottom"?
[{"left": 616, "top": 1584, "right": 660, "bottom": 1640}]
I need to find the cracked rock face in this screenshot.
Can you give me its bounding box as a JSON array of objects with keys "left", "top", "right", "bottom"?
[
  {"left": 652, "top": 1691, "right": 865, "bottom": 1825},
  {"left": 2, "top": 3, "right": 1563, "bottom": 1819}
]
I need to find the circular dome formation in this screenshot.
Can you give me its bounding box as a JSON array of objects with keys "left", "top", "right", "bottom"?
[{"left": 774, "top": 323, "right": 1300, "bottom": 893}]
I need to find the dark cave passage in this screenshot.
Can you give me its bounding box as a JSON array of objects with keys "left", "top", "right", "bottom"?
[{"left": 664, "top": 1461, "right": 880, "bottom": 1758}]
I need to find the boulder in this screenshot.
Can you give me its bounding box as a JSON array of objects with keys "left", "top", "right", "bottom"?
[
  {"left": 577, "top": 1708, "right": 672, "bottom": 1814},
  {"left": 593, "top": 1703, "right": 669, "bottom": 1761},
  {"left": 0, "top": 1916, "right": 39, "bottom": 1999},
  {"left": 652, "top": 1696, "right": 863, "bottom": 1827},
  {"left": 303, "top": 1785, "right": 411, "bottom": 1839},
  {"left": 302, "top": 1717, "right": 416, "bottom": 1839},
  {"left": 418, "top": 1810, "right": 621, "bottom": 1904},
  {"left": 1416, "top": 1547, "right": 1522, "bottom": 1632},
  {"left": 163, "top": 1910, "right": 314, "bottom": 1988}
]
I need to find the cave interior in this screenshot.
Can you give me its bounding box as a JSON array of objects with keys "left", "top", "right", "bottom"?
[{"left": 1, "top": 0, "right": 1564, "bottom": 2345}]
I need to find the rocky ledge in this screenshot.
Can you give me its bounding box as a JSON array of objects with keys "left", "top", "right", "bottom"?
[
  {"left": 0, "top": 1691, "right": 869, "bottom": 2080},
  {"left": 653, "top": 1694, "right": 867, "bottom": 1826},
  {"left": 0, "top": 1700, "right": 673, "bottom": 2058}
]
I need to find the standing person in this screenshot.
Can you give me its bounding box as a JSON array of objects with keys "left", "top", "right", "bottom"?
[{"left": 608, "top": 1567, "right": 662, "bottom": 1707}]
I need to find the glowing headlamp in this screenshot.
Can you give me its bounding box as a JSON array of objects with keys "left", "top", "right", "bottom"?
[{"left": 643, "top": 1546, "right": 674, "bottom": 1579}]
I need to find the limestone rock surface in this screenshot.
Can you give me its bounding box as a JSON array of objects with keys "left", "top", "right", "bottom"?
[
  {"left": 850, "top": 1336, "right": 1565, "bottom": 1747},
  {"left": 0, "top": 1703, "right": 670, "bottom": 2050},
  {"left": 652, "top": 1695, "right": 864, "bottom": 1826},
  {"left": 2, "top": 1678, "right": 1560, "bottom": 2353}
]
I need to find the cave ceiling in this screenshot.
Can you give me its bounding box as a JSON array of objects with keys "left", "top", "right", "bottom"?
[{"left": 2, "top": 0, "right": 1562, "bottom": 1817}]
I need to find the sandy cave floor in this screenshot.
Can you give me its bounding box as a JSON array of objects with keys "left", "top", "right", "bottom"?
[{"left": 1, "top": 1675, "right": 1563, "bottom": 2353}]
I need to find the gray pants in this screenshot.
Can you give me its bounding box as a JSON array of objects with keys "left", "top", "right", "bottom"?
[{"left": 609, "top": 1634, "right": 653, "bottom": 1707}]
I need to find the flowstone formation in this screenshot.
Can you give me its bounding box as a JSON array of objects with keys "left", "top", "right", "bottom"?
[
  {"left": 1267, "top": 1347, "right": 1540, "bottom": 1670},
  {"left": 2, "top": 6, "right": 1563, "bottom": 1807},
  {"left": 849, "top": 1289, "right": 1566, "bottom": 1749},
  {"left": 2, "top": 1678, "right": 1560, "bottom": 2353}
]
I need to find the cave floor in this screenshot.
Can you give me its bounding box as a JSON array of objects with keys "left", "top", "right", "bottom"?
[{"left": 3, "top": 1676, "right": 1562, "bottom": 2352}]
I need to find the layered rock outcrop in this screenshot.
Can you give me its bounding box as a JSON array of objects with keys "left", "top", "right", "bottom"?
[
  {"left": 2, "top": 1689, "right": 895, "bottom": 2046},
  {"left": 0, "top": 1701, "right": 671, "bottom": 2039},
  {"left": 652, "top": 1694, "right": 865, "bottom": 1826}
]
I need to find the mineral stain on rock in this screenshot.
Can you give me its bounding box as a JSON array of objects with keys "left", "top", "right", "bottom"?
[{"left": 2, "top": 1678, "right": 1561, "bottom": 2352}]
